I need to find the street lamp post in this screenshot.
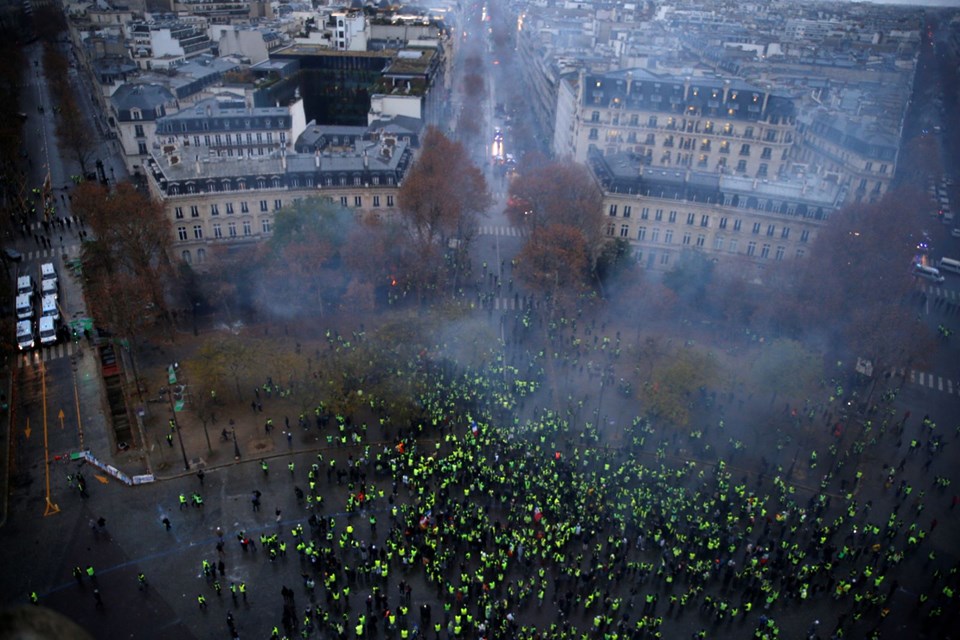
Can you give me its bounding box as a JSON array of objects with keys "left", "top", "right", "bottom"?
[
  {"left": 232, "top": 428, "right": 241, "bottom": 460},
  {"left": 170, "top": 402, "right": 189, "bottom": 471},
  {"left": 167, "top": 363, "right": 189, "bottom": 471}
]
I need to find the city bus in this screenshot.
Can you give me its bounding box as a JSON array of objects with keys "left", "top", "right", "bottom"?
[{"left": 938, "top": 257, "right": 960, "bottom": 275}]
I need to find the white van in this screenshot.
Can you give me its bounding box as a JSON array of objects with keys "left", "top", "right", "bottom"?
[
  {"left": 41, "top": 276, "right": 58, "bottom": 300},
  {"left": 914, "top": 264, "right": 945, "bottom": 284},
  {"left": 41, "top": 295, "right": 59, "bottom": 321},
  {"left": 16, "top": 293, "right": 33, "bottom": 319},
  {"left": 16, "top": 320, "right": 35, "bottom": 351},
  {"left": 40, "top": 262, "right": 57, "bottom": 284},
  {"left": 39, "top": 316, "right": 57, "bottom": 345},
  {"left": 16, "top": 275, "right": 34, "bottom": 296},
  {"left": 939, "top": 257, "right": 960, "bottom": 275}
]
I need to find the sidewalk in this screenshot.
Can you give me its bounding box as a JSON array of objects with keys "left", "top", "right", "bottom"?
[
  {"left": 105, "top": 320, "right": 369, "bottom": 483},
  {"left": 0, "top": 367, "right": 12, "bottom": 527}
]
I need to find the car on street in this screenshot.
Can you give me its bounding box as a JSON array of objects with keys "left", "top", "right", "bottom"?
[
  {"left": 3, "top": 247, "right": 23, "bottom": 263},
  {"left": 951, "top": 228, "right": 960, "bottom": 238}
]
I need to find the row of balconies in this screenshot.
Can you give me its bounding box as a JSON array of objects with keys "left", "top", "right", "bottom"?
[
  {"left": 600, "top": 188, "right": 831, "bottom": 223},
  {"left": 581, "top": 116, "right": 794, "bottom": 145},
  {"left": 589, "top": 130, "right": 784, "bottom": 158},
  {"left": 157, "top": 176, "right": 402, "bottom": 198}
]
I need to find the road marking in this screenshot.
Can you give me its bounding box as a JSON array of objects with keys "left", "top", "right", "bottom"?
[
  {"left": 19, "top": 342, "right": 76, "bottom": 369},
  {"left": 479, "top": 225, "right": 522, "bottom": 237}
]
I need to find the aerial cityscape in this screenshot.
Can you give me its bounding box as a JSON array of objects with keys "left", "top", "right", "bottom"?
[{"left": 0, "top": 0, "right": 958, "bottom": 638}]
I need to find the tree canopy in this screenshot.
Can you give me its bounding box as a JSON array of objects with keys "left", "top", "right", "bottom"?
[
  {"left": 505, "top": 160, "right": 604, "bottom": 266},
  {"left": 73, "top": 181, "right": 173, "bottom": 332},
  {"left": 637, "top": 345, "right": 717, "bottom": 429},
  {"left": 255, "top": 198, "right": 352, "bottom": 317},
  {"left": 505, "top": 157, "right": 604, "bottom": 276},
  {"left": 766, "top": 188, "right": 933, "bottom": 370},
  {"left": 398, "top": 127, "right": 491, "bottom": 249},
  {"left": 515, "top": 224, "right": 590, "bottom": 295}
]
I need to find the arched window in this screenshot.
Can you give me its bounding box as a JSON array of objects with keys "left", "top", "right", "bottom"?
[
  {"left": 181, "top": 250, "right": 191, "bottom": 263},
  {"left": 196, "top": 248, "right": 206, "bottom": 263}
]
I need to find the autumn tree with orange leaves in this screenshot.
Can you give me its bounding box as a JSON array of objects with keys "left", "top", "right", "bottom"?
[
  {"left": 398, "top": 127, "right": 491, "bottom": 299},
  {"left": 72, "top": 181, "right": 173, "bottom": 330},
  {"left": 515, "top": 225, "right": 590, "bottom": 304},
  {"left": 398, "top": 127, "right": 491, "bottom": 249},
  {"left": 505, "top": 160, "right": 604, "bottom": 267},
  {"left": 71, "top": 181, "right": 173, "bottom": 388}
]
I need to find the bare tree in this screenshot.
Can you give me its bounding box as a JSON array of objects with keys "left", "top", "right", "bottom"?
[{"left": 55, "top": 97, "right": 96, "bottom": 176}]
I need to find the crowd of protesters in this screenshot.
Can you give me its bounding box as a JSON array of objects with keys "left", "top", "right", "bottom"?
[
  {"left": 107, "top": 315, "right": 952, "bottom": 640},
  {"left": 44, "top": 246, "right": 960, "bottom": 640}
]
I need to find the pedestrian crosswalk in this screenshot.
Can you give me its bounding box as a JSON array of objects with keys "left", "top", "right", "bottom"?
[
  {"left": 487, "top": 296, "right": 537, "bottom": 311},
  {"left": 24, "top": 216, "right": 81, "bottom": 232},
  {"left": 921, "top": 284, "right": 960, "bottom": 302},
  {"left": 478, "top": 225, "right": 524, "bottom": 237},
  {"left": 18, "top": 341, "right": 79, "bottom": 368},
  {"left": 890, "top": 368, "right": 958, "bottom": 395},
  {"left": 19, "top": 244, "right": 80, "bottom": 262},
  {"left": 493, "top": 297, "right": 522, "bottom": 310}
]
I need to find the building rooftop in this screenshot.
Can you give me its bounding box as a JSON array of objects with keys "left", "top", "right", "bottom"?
[
  {"left": 110, "top": 83, "right": 176, "bottom": 112},
  {"left": 149, "top": 139, "right": 412, "bottom": 190},
  {"left": 590, "top": 149, "right": 842, "bottom": 211},
  {"left": 132, "top": 55, "right": 242, "bottom": 100},
  {"left": 164, "top": 95, "right": 289, "bottom": 120},
  {"left": 295, "top": 124, "right": 368, "bottom": 151},
  {"left": 583, "top": 67, "right": 797, "bottom": 121},
  {"left": 383, "top": 47, "right": 437, "bottom": 76}
]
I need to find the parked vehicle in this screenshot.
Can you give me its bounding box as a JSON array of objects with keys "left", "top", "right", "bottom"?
[
  {"left": 16, "top": 320, "right": 35, "bottom": 351},
  {"left": 16, "top": 293, "right": 33, "bottom": 320}
]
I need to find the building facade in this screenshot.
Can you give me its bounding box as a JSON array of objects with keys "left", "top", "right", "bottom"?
[
  {"left": 127, "top": 17, "right": 214, "bottom": 69},
  {"left": 154, "top": 96, "right": 306, "bottom": 159},
  {"left": 331, "top": 9, "right": 367, "bottom": 52},
  {"left": 560, "top": 69, "right": 799, "bottom": 183},
  {"left": 796, "top": 111, "right": 899, "bottom": 205},
  {"left": 109, "top": 83, "right": 178, "bottom": 175},
  {"left": 589, "top": 149, "right": 842, "bottom": 272},
  {"left": 145, "top": 138, "right": 412, "bottom": 265}
]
